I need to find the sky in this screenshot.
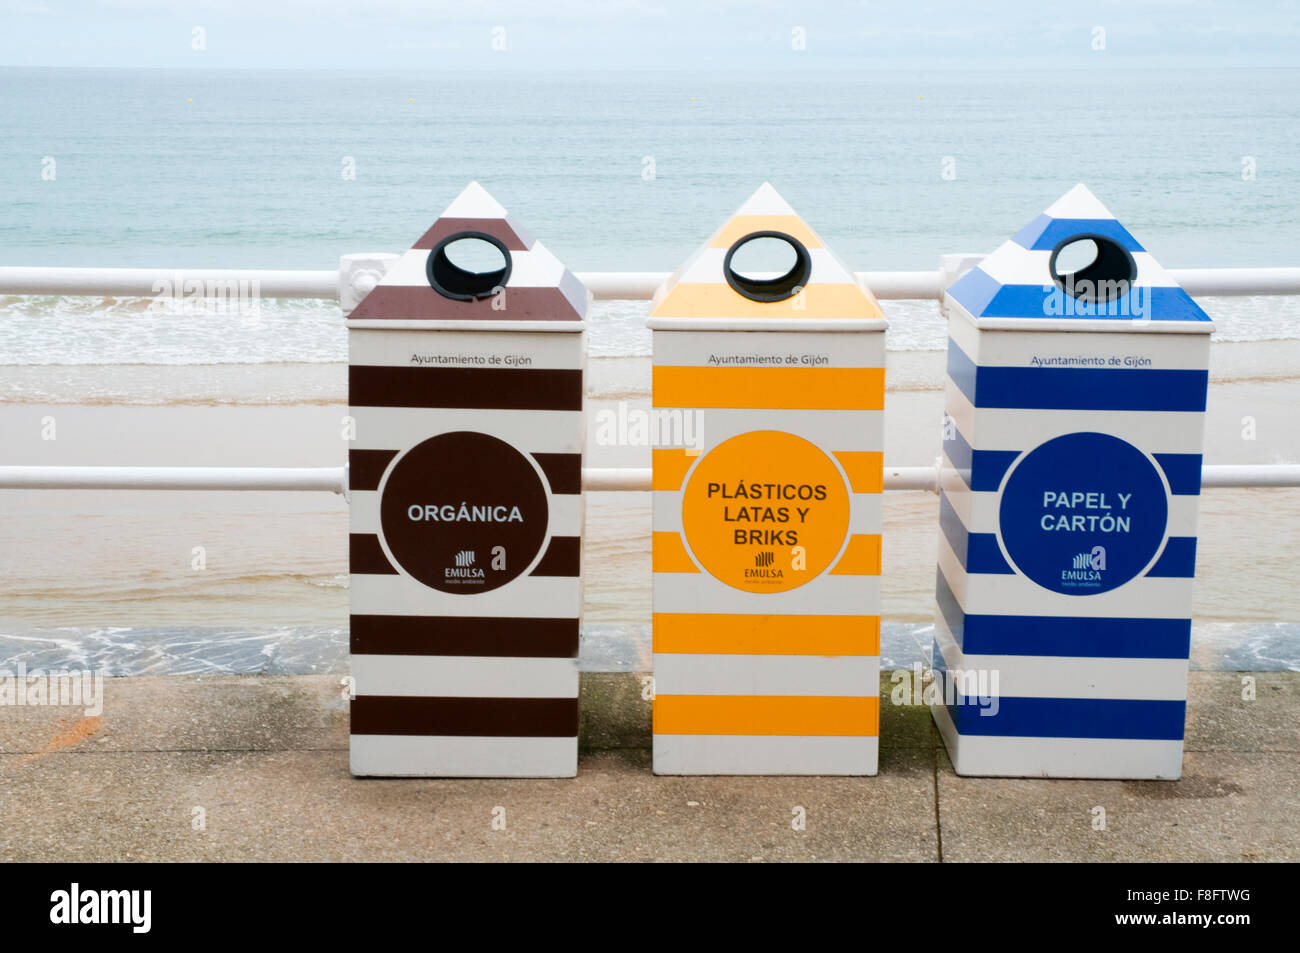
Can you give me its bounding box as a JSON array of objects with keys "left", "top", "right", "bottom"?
[{"left": 2, "top": 0, "right": 1299, "bottom": 71}]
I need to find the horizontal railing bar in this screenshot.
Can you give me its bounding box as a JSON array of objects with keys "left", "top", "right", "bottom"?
[
  {"left": 1199, "top": 463, "right": 1300, "bottom": 488},
  {"left": 0, "top": 466, "right": 348, "bottom": 493},
  {"left": 0, "top": 266, "right": 338, "bottom": 299},
  {"left": 1173, "top": 267, "right": 1300, "bottom": 297},
  {"left": 1, "top": 464, "right": 1297, "bottom": 494},
  {"left": 3, "top": 264, "right": 1299, "bottom": 303}
]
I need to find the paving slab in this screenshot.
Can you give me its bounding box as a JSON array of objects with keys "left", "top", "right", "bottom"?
[
  {"left": 0, "top": 748, "right": 939, "bottom": 862},
  {"left": 0, "top": 670, "right": 1293, "bottom": 862},
  {"left": 935, "top": 751, "right": 1299, "bottom": 863}
]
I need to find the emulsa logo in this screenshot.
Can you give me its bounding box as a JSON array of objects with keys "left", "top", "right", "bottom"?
[{"left": 1062, "top": 544, "right": 1106, "bottom": 588}]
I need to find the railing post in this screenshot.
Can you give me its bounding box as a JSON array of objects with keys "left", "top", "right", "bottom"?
[
  {"left": 338, "top": 253, "right": 399, "bottom": 314},
  {"left": 937, "top": 253, "right": 985, "bottom": 318}
]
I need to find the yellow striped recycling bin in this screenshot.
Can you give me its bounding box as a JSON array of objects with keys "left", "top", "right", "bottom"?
[{"left": 649, "top": 183, "right": 888, "bottom": 775}]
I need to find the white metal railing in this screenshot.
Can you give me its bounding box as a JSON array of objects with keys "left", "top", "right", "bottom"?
[
  {"left": 2, "top": 257, "right": 1299, "bottom": 494},
  {"left": 4, "top": 261, "right": 1300, "bottom": 302},
  {"left": 2, "top": 463, "right": 1299, "bottom": 495}
]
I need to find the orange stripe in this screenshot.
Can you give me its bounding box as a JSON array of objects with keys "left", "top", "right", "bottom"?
[
  {"left": 650, "top": 283, "right": 883, "bottom": 321},
  {"left": 653, "top": 366, "right": 884, "bottom": 410},
  {"left": 830, "top": 534, "right": 882, "bottom": 576},
  {"left": 652, "top": 532, "right": 699, "bottom": 573},
  {"left": 653, "top": 695, "right": 879, "bottom": 737},
  {"left": 833, "top": 451, "right": 883, "bottom": 493},
  {"left": 706, "top": 216, "right": 824, "bottom": 250},
  {"left": 653, "top": 613, "right": 879, "bottom": 656},
  {"left": 652, "top": 448, "right": 697, "bottom": 490}
]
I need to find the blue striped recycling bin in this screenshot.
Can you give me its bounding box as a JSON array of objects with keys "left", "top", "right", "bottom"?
[{"left": 932, "top": 183, "right": 1213, "bottom": 779}]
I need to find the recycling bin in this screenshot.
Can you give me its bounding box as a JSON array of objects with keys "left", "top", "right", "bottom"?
[
  {"left": 346, "top": 182, "right": 588, "bottom": 777},
  {"left": 932, "top": 184, "right": 1213, "bottom": 779},
  {"left": 649, "top": 183, "right": 887, "bottom": 775}
]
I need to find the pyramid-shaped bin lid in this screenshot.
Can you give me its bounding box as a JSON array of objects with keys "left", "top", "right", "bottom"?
[
  {"left": 648, "top": 183, "right": 886, "bottom": 331},
  {"left": 348, "top": 182, "right": 588, "bottom": 329},
  {"left": 946, "top": 184, "right": 1212, "bottom": 332}
]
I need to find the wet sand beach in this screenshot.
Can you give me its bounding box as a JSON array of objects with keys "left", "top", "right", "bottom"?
[{"left": 2, "top": 338, "right": 1298, "bottom": 649}]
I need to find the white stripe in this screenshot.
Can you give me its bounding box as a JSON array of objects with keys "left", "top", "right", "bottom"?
[
  {"left": 378, "top": 246, "right": 566, "bottom": 290},
  {"left": 651, "top": 488, "right": 881, "bottom": 536},
  {"left": 348, "top": 408, "right": 583, "bottom": 454},
  {"left": 653, "top": 654, "right": 878, "bottom": 697},
  {"left": 733, "top": 182, "right": 799, "bottom": 217},
  {"left": 349, "top": 328, "right": 584, "bottom": 370},
  {"left": 351, "top": 489, "right": 583, "bottom": 538},
  {"left": 932, "top": 703, "right": 1183, "bottom": 779},
  {"left": 648, "top": 317, "right": 887, "bottom": 332},
  {"left": 1042, "top": 184, "right": 1115, "bottom": 220},
  {"left": 351, "top": 735, "right": 577, "bottom": 778},
  {"left": 939, "top": 477, "right": 1202, "bottom": 538},
  {"left": 352, "top": 655, "right": 578, "bottom": 698},
  {"left": 351, "top": 574, "right": 581, "bottom": 618},
  {"left": 947, "top": 317, "right": 1210, "bottom": 371},
  {"left": 653, "top": 735, "right": 878, "bottom": 776},
  {"left": 931, "top": 614, "right": 1188, "bottom": 701},
  {"left": 977, "top": 246, "right": 1181, "bottom": 291},
  {"left": 943, "top": 381, "right": 1207, "bottom": 454},
  {"left": 650, "top": 408, "right": 883, "bottom": 453},
  {"left": 653, "top": 328, "right": 885, "bottom": 368},
  {"left": 936, "top": 532, "right": 1195, "bottom": 617},
  {"left": 440, "top": 182, "right": 509, "bottom": 219},
  {"left": 673, "top": 247, "right": 860, "bottom": 288},
  {"left": 653, "top": 570, "right": 879, "bottom": 615}
]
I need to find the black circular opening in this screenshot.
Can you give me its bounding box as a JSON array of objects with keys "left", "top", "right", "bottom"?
[
  {"left": 426, "top": 231, "right": 513, "bottom": 301},
  {"left": 1048, "top": 233, "right": 1137, "bottom": 305},
  {"left": 723, "top": 230, "right": 812, "bottom": 303}
]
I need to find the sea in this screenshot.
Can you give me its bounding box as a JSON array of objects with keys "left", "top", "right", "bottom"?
[{"left": 1, "top": 66, "right": 1298, "bottom": 675}]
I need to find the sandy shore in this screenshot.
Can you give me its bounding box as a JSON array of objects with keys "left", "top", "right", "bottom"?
[{"left": 1, "top": 339, "right": 1298, "bottom": 632}]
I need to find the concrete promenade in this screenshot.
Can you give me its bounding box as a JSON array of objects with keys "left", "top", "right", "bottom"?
[{"left": 0, "top": 672, "right": 1294, "bottom": 862}]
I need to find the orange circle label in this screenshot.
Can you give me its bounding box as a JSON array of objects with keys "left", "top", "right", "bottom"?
[{"left": 681, "top": 430, "right": 850, "bottom": 593}]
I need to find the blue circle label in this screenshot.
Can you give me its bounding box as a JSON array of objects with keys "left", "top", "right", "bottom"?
[{"left": 997, "top": 432, "right": 1168, "bottom": 595}]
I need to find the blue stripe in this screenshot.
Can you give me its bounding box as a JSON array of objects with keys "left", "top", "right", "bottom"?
[
  {"left": 1146, "top": 536, "right": 1198, "bottom": 578},
  {"left": 980, "top": 284, "right": 1211, "bottom": 322},
  {"left": 939, "top": 492, "right": 1013, "bottom": 574},
  {"left": 942, "top": 424, "right": 1020, "bottom": 491},
  {"left": 1154, "top": 453, "right": 1203, "bottom": 495},
  {"left": 942, "top": 421, "right": 973, "bottom": 475},
  {"left": 972, "top": 449, "right": 1020, "bottom": 492},
  {"left": 943, "top": 693, "right": 1186, "bottom": 741},
  {"left": 945, "top": 336, "right": 978, "bottom": 405},
  {"left": 937, "top": 491, "right": 968, "bottom": 565},
  {"left": 935, "top": 568, "right": 1192, "bottom": 658},
  {"left": 968, "top": 534, "right": 1013, "bottom": 575},
  {"left": 1010, "top": 216, "right": 1145, "bottom": 253},
  {"left": 946, "top": 265, "right": 1001, "bottom": 317},
  {"left": 972, "top": 365, "right": 1208, "bottom": 412}
]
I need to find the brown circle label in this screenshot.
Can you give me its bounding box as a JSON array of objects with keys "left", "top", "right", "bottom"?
[
  {"left": 379, "top": 431, "right": 548, "bottom": 594},
  {"left": 681, "top": 430, "right": 850, "bottom": 593}
]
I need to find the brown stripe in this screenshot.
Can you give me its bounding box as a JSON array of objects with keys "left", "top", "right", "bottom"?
[
  {"left": 349, "top": 449, "right": 398, "bottom": 492},
  {"left": 350, "top": 534, "right": 397, "bottom": 574},
  {"left": 532, "top": 453, "right": 582, "bottom": 494},
  {"left": 530, "top": 536, "right": 581, "bottom": 577},
  {"left": 350, "top": 615, "right": 579, "bottom": 658},
  {"left": 412, "top": 218, "right": 532, "bottom": 252},
  {"left": 349, "top": 285, "right": 582, "bottom": 322},
  {"left": 350, "top": 365, "right": 582, "bottom": 411},
  {"left": 350, "top": 696, "right": 578, "bottom": 738}
]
